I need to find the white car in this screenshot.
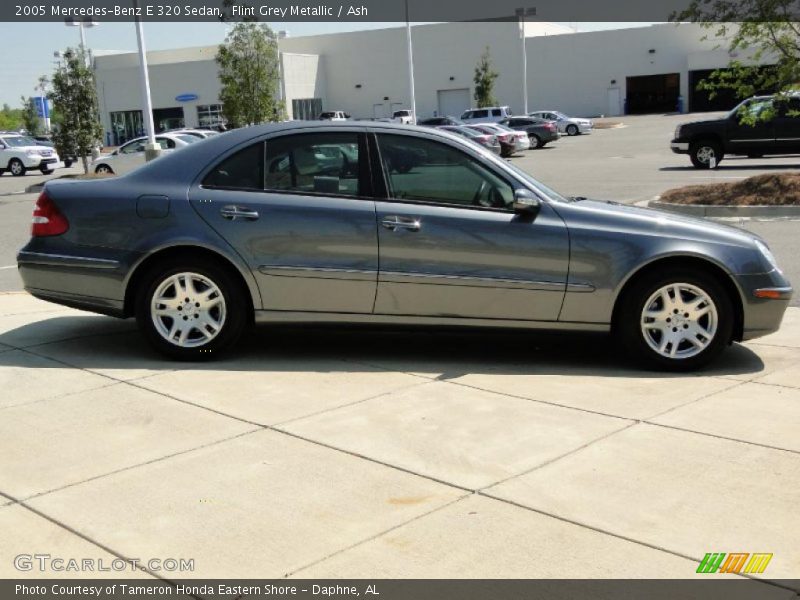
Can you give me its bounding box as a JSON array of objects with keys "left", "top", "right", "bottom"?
[
  {"left": 92, "top": 133, "right": 198, "bottom": 176},
  {"left": 392, "top": 109, "right": 414, "bottom": 124},
  {"left": 460, "top": 106, "right": 513, "bottom": 123},
  {"left": 165, "top": 128, "right": 219, "bottom": 139},
  {"left": 528, "top": 110, "right": 593, "bottom": 136},
  {"left": 0, "top": 133, "right": 60, "bottom": 176},
  {"left": 319, "top": 111, "right": 350, "bottom": 121}
]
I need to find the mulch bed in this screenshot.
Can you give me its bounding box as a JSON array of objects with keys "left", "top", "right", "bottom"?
[{"left": 661, "top": 172, "right": 800, "bottom": 206}]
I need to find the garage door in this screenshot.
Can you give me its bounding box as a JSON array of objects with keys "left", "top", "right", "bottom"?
[{"left": 437, "top": 88, "right": 471, "bottom": 119}]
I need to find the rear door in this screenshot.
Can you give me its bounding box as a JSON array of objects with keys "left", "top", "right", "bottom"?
[
  {"left": 371, "top": 131, "right": 569, "bottom": 321},
  {"left": 188, "top": 129, "right": 379, "bottom": 313},
  {"left": 773, "top": 96, "right": 800, "bottom": 153}
]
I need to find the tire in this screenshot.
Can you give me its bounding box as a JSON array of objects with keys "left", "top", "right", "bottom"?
[
  {"left": 529, "top": 134, "right": 542, "bottom": 149},
  {"left": 40, "top": 168, "right": 54, "bottom": 175},
  {"left": 566, "top": 124, "right": 579, "bottom": 136},
  {"left": 690, "top": 140, "right": 723, "bottom": 169},
  {"left": 64, "top": 159, "right": 73, "bottom": 168},
  {"left": 615, "top": 267, "right": 734, "bottom": 371},
  {"left": 135, "top": 259, "right": 249, "bottom": 360},
  {"left": 8, "top": 159, "right": 25, "bottom": 177},
  {"left": 95, "top": 164, "right": 113, "bottom": 175}
]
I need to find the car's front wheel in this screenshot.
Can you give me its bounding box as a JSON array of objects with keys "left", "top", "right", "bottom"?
[
  {"left": 690, "top": 140, "right": 723, "bottom": 169},
  {"left": 529, "top": 134, "right": 541, "bottom": 149},
  {"left": 135, "top": 260, "right": 248, "bottom": 360},
  {"left": 566, "top": 124, "right": 579, "bottom": 136},
  {"left": 8, "top": 159, "right": 25, "bottom": 176},
  {"left": 616, "top": 268, "right": 734, "bottom": 371}
]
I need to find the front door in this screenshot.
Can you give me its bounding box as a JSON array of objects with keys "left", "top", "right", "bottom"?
[
  {"left": 773, "top": 96, "right": 800, "bottom": 153},
  {"left": 727, "top": 98, "right": 776, "bottom": 155},
  {"left": 189, "top": 130, "right": 379, "bottom": 314},
  {"left": 371, "top": 132, "right": 569, "bottom": 321}
]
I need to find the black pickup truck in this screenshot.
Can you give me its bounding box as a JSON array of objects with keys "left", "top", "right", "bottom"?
[{"left": 671, "top": 94, "right": 800, "bottom": 168}]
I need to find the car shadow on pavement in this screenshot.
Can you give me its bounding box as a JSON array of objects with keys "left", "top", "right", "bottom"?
[
  {"left": 0, "top": 314, "right": 767, "bottom": 379},
  {"left": 660, "top": 163, "right": 800, "bottom": 172}
]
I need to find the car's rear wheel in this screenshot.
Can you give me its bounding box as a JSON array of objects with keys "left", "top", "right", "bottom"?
[
  {"left": 95, "top": 164, "right": 113, "bottom": 175},
  {"left": 64, "top": 159, "right": 73, "bottom": 168},
  {"left": 616, "top": 268, "right": 734, "bottom": 371},
  {"left": 566, "top": 124, "right": 579, "bottom": 136},
  {"left": 690, "top": 140, "right": 723, "bottom": 169},
  {"left": 529, "top": 134, "right": 541, "bottom": 149},
  {"left": 8, "top": 159, "right": 25, "bottom": 176},
  {"left": 135, "top": 260, "right": 248, "bottom": 360},
  {"left": 40, "top": 167, "right": 54, "bottom": 175}
]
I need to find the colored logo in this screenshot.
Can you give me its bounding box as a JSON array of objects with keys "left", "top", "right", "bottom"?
[
  {"left": 175, "top": 93, "right": 199, "bottom": 102},
  {"left": 697, "top": 552, "right": 773, "bottom": 574}
]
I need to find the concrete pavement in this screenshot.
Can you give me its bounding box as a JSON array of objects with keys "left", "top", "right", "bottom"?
[{"left": 0, "top": 292, "right": 798, "bottom": 583}]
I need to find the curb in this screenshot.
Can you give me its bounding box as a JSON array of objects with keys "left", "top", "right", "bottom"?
[
  {"left": 649, "top": 199, "right": 800, "bottom": 218},
  {"left": 25, "top": 183, "right": 44, "bottom": 194}
]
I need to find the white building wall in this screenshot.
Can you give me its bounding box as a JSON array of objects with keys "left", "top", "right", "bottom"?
[{"left": 281, "top": 53, "right": 327, "bottom": 119}]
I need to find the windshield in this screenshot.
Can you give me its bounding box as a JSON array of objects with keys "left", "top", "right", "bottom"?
[
  {"left": 1, "top": 136, "right": 33, "bottom": 147},
  {"left": 728, "top": 97, "right": 773, "bottom": 120},
  {"left": 176, "top": 134, "right": 200, "bottom": 144}
]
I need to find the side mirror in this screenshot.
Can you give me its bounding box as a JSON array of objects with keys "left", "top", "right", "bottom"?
[{"left": 513, "top": 189, "right": 541, "bottom": 219}]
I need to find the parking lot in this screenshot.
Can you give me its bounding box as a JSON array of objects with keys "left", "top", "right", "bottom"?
[{"left": 0, "top": 113, "right": 799, "bottom": 585}]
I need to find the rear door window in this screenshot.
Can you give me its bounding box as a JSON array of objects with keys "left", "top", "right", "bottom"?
[{"left": 203, "top": 142, "right": 264, "bottom": 191}]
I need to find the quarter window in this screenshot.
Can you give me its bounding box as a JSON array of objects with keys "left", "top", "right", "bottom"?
[
  {"left": 376, "top": 134, "right": 514, "bottom": 209},
  {"left": 265, "top": 133, "right": 361, "bottom": 197},
  {"left": 203, "top": 142, "right": 264, "bottom": 190}
]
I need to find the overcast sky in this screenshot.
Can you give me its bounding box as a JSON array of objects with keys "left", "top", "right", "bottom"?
[{"left": 0, "top": 22, "right": 658, "bottom": 107}]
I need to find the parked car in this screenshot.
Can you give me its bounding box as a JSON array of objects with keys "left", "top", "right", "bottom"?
[
  {"left": 438, "top": 125, "right": 501, "bottom": 155},
  {"left": 165, "top": 128, "right": 220, "bottom": 139},
  {"left": 319, "top": 111, "right": 350, "bottom": 121},
  {"left": 465, "top": 124, "right": 518, "bottom": 157},
  {"left": 528, "top": 111, "right": 593, "bottom": 136},
  {"left": 474, "top": 123, "right": 530, "bottom": 153},
  {"left": 671, "top": 94, "right": 800, "bottom": 169},
  {"left": 17, "top": 122, "right": 792, "bottom": 370},
  {"left": 31, "top": 135, "right": 79, "bottom": 168},
  {"left": 500, "top": 117, "right": 561, "bottom": 149},
  {"left": 461, "top": 106, "right": 513, "bottom": 123},
  {"left": 418, "top": 116, "right": 463, "bottom": 127},
  {"left": 0, "top": 133, "right": 59, "bottom": 176},
  {"left": 91, "top": 133, "right": 199, "bottom": 176},
  {"left": 392, "top": 110, "right": 414, "bottom": 124}
]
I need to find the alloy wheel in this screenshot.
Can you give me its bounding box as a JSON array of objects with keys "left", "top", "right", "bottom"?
[
  {"left": 640, "top": 283, "right": 718, "bottom": 360},
  {"left": 150, "top": 272, "right": 227, "bottom": 348}
]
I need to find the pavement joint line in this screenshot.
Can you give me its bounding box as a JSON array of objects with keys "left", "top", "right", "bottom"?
[
  {"left": 641, "top": 421, "right": 800, "bottom": 456},
  {"left": 479, "top": 422, "right": 638, "bottom": 492},
  {"left": 748, "top": 379, "right": 800, "bottom": 392},
  {"left": 14, "top": 428, "right": 263, "bottom": 506},
  {"left": 284, "top": 493, "right": 473, "bottom": 579},
  {"left": 639, "top": 378, "right": 749, "bottom": 421},
  {"left": 474, "top": 490, "right": 795, "bottom": 593},
  {"left": 0, "top": 380, "right": 121, "bottom": 413},
  {"left": 271, "top": 378, "right": 440, "bottom": 428},
  {"left": 0, "top": 489, "right": 173, "bottom": 586}
]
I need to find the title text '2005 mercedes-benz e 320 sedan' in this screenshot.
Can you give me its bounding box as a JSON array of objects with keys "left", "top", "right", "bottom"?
[{"left": 17, "top": 122, "right": 792, "bottom": 370}]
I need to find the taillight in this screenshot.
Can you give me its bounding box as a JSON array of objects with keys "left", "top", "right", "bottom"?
[
  {"left": 31, "top": 191, "right": 69, "bottom": 237},
  {"left": 547, "top": 124, "right": 556, "bottom": 131}
]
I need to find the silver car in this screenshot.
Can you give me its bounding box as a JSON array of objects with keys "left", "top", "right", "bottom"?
[
  {"left": 17, "top": 122, "right": 791, "bottom": 370},
  {"left": 529, "top": 111, "right": 593, "bottom": 136}
]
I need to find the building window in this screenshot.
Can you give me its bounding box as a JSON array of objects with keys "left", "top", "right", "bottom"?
[
  {"left": 292, "top": 98, "right": 323, "bottom": 121},
  {"left": 110, "top": 110, "right": 144, "bottom": 146},
  {"left": 197, "top": 104, "right": 225, "bottom": 128}
]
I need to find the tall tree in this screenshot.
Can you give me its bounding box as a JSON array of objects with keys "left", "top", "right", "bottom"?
[
  {"left": 48, "top": 48, "right": 103, "bottom": 173},
  {"left": 674, "top": 0, "right": 800, "bottom": 123},
  {"left": 0, "top": 103, "right": 22, "bottom": 131},
  {"left": 20, "top": 96, "right": 40, "bottom": 135},
  {"left": 473, "top": 47, "right": 499, "bottom": 108},
  {"left": 216, "top": 22, "right": 285, "bottom": 127}
]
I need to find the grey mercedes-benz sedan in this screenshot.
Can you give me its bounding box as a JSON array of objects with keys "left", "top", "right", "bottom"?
[{"left": 17, "top": 122, "right": 792, "bottom": 370}]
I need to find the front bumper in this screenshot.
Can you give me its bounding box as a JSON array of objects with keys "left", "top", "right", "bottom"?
[
  {"left": 671, "top": 141, "right": 690, "bottom": 154},
  {"left": 737, "top": 271, "right": 793, "bottom": 341},
  {"left": 23, "top": 156, "right": 59, "bottom": 169}
]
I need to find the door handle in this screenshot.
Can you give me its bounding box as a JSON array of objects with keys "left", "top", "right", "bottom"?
[
  {"left": 220, "top": 205, "right": 259, "bottom": 221},
  {"left": 382, "top": 216, "right": 421, "bottom": 232}
]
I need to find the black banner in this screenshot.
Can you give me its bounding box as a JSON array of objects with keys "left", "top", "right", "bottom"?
[
  {"left": 3, "top": 580, "right": 800, "bottom": 600},
  {"left": 4, "top": 0, "right": 800, "bottom": 23}
]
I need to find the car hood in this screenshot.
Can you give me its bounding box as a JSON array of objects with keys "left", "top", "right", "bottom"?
[
  {"left": 560, "top": 198, "right": 760, "bottom": 247},
  {"left": 679, "top": 117, "right": 726, "bottom": 129},
  {"left": 17, "top": 145, "right": 55, "bottom": 153}
]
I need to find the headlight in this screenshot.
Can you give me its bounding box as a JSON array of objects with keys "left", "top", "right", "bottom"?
[
  {"left": 674, "top": 126, "right": 683, "bottom": 139},
  {"left": 25, "top": 150, "right": 40, "bottom": 157},
  {"left": 754, "top": 239, "right": 782, "bottom": 273}
]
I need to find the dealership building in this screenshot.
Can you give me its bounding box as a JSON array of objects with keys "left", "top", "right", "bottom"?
[{"left": 94, "top": 21, "right": 765, "bottom": 145}]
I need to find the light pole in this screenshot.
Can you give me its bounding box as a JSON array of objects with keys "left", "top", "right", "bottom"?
[
  {"left": 515, "top": 7, "right": 536, "bottom": 115},
  {"left": 65, "top": 17, "right": 97, "bottom": 67},
  {"left": 405, "top": 0, "right": 417, "bottom": 124},
  {"left": 132, "top": 0, "right": 160, "bottom": 160}
]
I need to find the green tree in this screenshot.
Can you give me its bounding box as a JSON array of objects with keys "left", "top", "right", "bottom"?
[
  {"left": 673, "top": 0, "right": 800, "bottom": 123},
  {"left": 473, "top": 47, "right": 499, "bottom": 108},
  {"left": 48, "top": 48, "right": 103, "bottom": 173},
  {"left": 20, "top": 96, "right": 41, "bottom": 135},
  {"left": 216, "top": 22, "right": 285, "bottom": 127},
  {"left": 0, "top": 103, "right": 22, "bottom": 131}
]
